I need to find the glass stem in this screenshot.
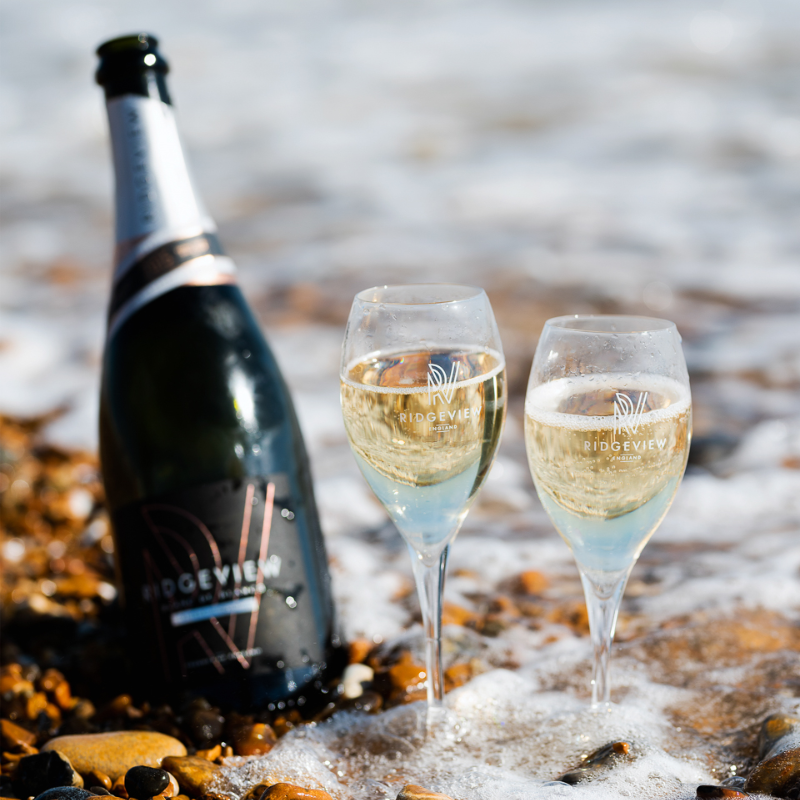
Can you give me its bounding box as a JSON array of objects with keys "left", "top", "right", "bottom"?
[
  {"left": 410, "top": 544, "right": 449, "bottom": 723},
  {"left": 579, "top": 566, "right": 632, "bottom": 707}
]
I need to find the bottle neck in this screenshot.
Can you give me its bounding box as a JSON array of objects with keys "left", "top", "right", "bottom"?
[
  {"left": 98, "top": 36, "right": 236, "bottom": 336},
  {"left": 103, "top": 91, "right": 235, "bottom": 337},
  {"left": 107, "top": 92, "right": 216, "bottom": 273}
]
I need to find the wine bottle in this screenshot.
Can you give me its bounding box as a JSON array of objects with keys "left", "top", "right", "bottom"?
[{"left": 95, "top": 33, "right": 344, "bottom": 710}]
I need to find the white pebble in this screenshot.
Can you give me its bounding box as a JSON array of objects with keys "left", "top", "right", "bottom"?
[
  {"left": 342, "top": 663, "right": 374, "bottom": 699},
  {"left": 67, "top": 487, "right": 94, "bottom": 519}
]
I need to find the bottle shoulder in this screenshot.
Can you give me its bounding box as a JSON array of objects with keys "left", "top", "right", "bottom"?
[{"left": 100, "top": 284, "right": 305, "bottom": 505}]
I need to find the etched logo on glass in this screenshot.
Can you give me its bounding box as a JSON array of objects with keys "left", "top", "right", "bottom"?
[
  {"left": 428, "top": 361, "right": 460, "bottom": 405},
  {"left": 613, "top": 391, "right": 648, "bottom": 435}
]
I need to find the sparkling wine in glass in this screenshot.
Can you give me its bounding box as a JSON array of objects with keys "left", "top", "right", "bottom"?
[
  {"left": 524, "top": 315, "right": 691, "bottom": 706},
  {"left": 340, "top": 285, "right": 506, "bottom": 725}
]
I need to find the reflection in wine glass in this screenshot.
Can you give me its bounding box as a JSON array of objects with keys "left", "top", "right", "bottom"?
[
  {"left": 340, "top": 285, "right": 506, "bottom": 727},
  {"left": 524, "top": 316, "right": 691, "bottom": 706}
]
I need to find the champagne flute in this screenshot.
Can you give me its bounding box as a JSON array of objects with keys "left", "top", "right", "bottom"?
[
  {"left": 524, "top": 316, "right": 691, "bottom": 706},
  {"left": 340, "top": 285, "right": 506, "bottom": 725}
]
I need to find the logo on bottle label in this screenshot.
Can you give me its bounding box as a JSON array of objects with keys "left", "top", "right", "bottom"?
[
  {"left": 113, "top": 476, "right": 328, "bottom": 684},
  {"left": 613, "top": 391, "right": 648, "bottom": 435}
]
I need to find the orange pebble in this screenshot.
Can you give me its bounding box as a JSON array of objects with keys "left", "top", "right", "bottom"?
[
  {"left": 195, "top": 743, "right": 222, "bottom": 761},
  {"left": 517, "top": 570, "right": 549, "bottom": 595},
  {"left": 348, "top": 638, "right": 372, "bottom": 664},
  {"left": 85, "top": 769, "right": 112, "bottom": 790},
  {"left": 232, "top": 722, "right": 277, "bottom": 757}
]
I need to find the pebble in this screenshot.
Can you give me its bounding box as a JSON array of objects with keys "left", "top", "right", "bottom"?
[
  {"left": 231, "top": 722, "right": 277, "bottom": 756},
  {"left": 160, "top": 756, "right": 220, "bottom": 796},
  {"left": 720, "top": 777, "right": 747, "bottom": 789},
  {"left": 517, "top": 570, "right": 549, "bottom": 595},
  {"left": 39, "top": 669, "right": 75, "bottom": 711},
  {"left": 161, "top": 774, "right": 180, "bottom": 798},
  {"left": 15, "top": 751, "right": 83, "bottom": 796},
  {"left": 243, "top": 783, "right": 271, "bottom": 800},
  {"left": 257, "top": 785, "right": 333, "bottom": 800},
  {"left": 85, "top": 771, "right": 112, "bottom": 790},
  {"left": 124, "top": 766, "right": 170, "bottom": 799},
  {"left": 194, "top": 744, "right": 222, "bottom": 761},
  {"left": 182, "top": 701, "right": 225, "bottom": 748},
  {"left": 348, "top": 639, "right": 372, "bottom": 665},
  {"left": 696, "top": 786, "right": 750, "bottom": 798},
  {"left": 1, "top": 718, "right": 36, "bottom": 749},
  {"left": 388, "top": 653, "right": 427, "bottom": 692},
  {"left": 31, "top": 789, "right": 93, "bottom": 800},
  {"left": 744, "top": 713, "right": 800, "bottom": 798},
  {"left": 0, "top": 664, "right": 34, "bottom": 697},
  {"left": 441, "top": 603, "right": 478, "bottom": 627},
  {"left": 42, "top": 732, "right": 187, "bottom": 781},
  {"left": 396, "top": 785, "right": 454, "bottom": 800},
  {"left": 757, "top": 713, "right": 800, "bottom": 759},
  {"left": 342, "top": 663, "right": 374, "bottom": 699},
  {"left": 558, "top": 741, "right": 631, "bottom": 784},
  {"left": 443, "top": 663, "right": 471, "bottom": 690}
]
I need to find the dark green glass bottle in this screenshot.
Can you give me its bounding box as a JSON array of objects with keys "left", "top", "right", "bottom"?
[{"left": 96, "top": 34, "right": 344, "bottom": 710}]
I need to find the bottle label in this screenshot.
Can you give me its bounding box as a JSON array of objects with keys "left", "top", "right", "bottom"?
[
  {"left": 112, "top": 476, "right": 329, "bottom": 688},
  {"left": 106, "top": 232, "right": 236, "bottom": 337}
]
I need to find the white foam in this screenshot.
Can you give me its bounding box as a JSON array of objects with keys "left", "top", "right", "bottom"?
[
  {"left": 525, "top": 374, "right": 691, "bottom": 432},
  {"left": 342, "top": 349, "right": 506, "bottom": 395},
  {"left": 215, "top": 670, "right": 715, "bottom": 800}
]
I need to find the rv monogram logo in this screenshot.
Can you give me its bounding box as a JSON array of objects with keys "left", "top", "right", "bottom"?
[
  {"left": 428, "top": 361, "right": 460, "bottom": 405},
  {"left": 613, "top": 391, "right": 649, "bottom": 435}
]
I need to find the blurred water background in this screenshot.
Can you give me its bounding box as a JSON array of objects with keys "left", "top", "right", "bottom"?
[{"left": 2, "top": 1, "right": 800, "bottom": 797}]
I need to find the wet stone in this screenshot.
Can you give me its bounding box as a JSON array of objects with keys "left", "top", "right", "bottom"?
[
  {"left": 745, "top": 714, "right": 800, "bottom": 798},
  {"left": 696, "top": 786, "right": 750, "bottom": 798},
  {"left": 85, "top": 770, "right": 112, "bottom": 791},
  {"left": 87, "top": 790, "right": 112, "bottom": 797},
  {"left": 558, "top": 741, "right": 632, "bottom": 784},
  {"left": 0, "top": 718, "right": 36, "bottom": 749},
  {"left": 194, "top": 744, "right": 222, "bottom": 761},
  {"left": 257, "top": 785, "right": 333, "bottom": 800},
  {"left": 160, "top": 756, "right": 220, "bottom": 796},
  {"left": 15, "top": 751, "right": 83, "bottom": 796},
  {"left": 243, "top": 784, "right": 270, "bottom": 800},
  {"left": 32, "top": 789, "right": 94, "bottom": 800},
  {"left": 42, "top": 732, "right": 187, "bottom": 781},
  {"left": 183, "top": 702, "right": 225, "bottom": 748},
  {"left": 757, "top": 713, "right": 800, "bottom": 759},
  {"left": 231, "top": 722, "right": 277, "bottom": 757},
  {"left": 720, "top": 776, "right": 747, "bottom": 789},
  {"left": 396, "top": 785, "right": 454, "bottom": 800},
  {"left": 161, "top": 774, "right": 179, "bottom": 798},
  {"left": 388, "top": 653, "right": 427, "bottom": 692},
  {"left": 342, "top": 663, "right": 374, "bottom": 699},
  {"left": 124, "top": 766, "right": 170, "bottom": 799}
]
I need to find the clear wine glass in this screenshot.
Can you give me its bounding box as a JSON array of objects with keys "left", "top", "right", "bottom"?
[
  {"left": 340, "top": 284, "right": 506, "bottom": 726},
  {"left": 524, "top": 315, "right": 691, "bottom": 706}
]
